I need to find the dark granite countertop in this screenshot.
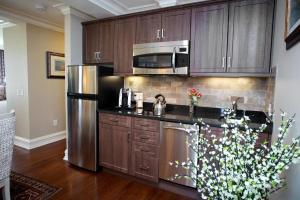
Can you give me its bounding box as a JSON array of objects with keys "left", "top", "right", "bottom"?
[{"left": 98, "top": 103, "right": 273, "bottom": 134}]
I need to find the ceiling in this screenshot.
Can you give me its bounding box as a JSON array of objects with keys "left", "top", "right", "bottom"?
[{"left": 0, "top": 0, "right": 207, "bottom": 31}]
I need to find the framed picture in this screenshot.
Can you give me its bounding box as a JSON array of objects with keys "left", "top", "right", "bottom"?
[
  {"left": 46, "top": 51, "right": 65, "bottom": 79},
  {"left": 285, "top": 0, "right": 300, "bottom": 49}
]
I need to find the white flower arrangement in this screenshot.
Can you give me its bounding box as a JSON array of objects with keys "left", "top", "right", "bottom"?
[{"left": 169, "top": 110, "right": 300, "bottom": 200}]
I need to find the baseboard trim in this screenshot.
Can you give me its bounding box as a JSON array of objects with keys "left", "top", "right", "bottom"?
[{"left": 14, "top": 131, "right": 66, "bottom": 150}]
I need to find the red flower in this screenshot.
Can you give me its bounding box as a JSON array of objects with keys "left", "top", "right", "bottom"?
[{"left": 188, "top": 88, "right": 202, "bottom": 98}]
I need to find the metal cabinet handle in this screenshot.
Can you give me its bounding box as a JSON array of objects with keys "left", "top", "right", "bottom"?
[
  {"left": 140, "top": 135, "right": 150, "bottom": 139},
  {"left": 162, "top": 29, "right": 165, "bottom": 39},
  {"left": 94, "top": 52, "right": 97, "bottom": 61},
  {"left": 98, "top": 52, "right": 101, "bottom": 62},
  {"left": 139, "top": 165, "right": 149, "bottom": 170},
  {"left": 222, "top": 57, "right": 226, "bottom": 68},
  {"left": 172, "top": 47, "right": 176, "bottom": 73},
  {"left": 156, "top": 29, "right": 161, "bottom": 40},
  {"left": 227, "top": 57, "right": 231, "bottom": 68},
  {"left": 127, "top": 134, "right": 130, "bottom": 143},
  {"left": 164, "top": 126, "right": 188, "bottom": 132}
]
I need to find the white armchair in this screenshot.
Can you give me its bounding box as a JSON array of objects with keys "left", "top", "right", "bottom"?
[{"left": 0, "top": 110, "right": 16, "bottom": 200}]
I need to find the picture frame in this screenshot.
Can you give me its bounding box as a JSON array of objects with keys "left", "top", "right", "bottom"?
[
  {"left": 46, "top": 51, "right": 65, "bottom": 79},
  {"left": 285, "top": 0, "right": 300, "bottom": 50}
]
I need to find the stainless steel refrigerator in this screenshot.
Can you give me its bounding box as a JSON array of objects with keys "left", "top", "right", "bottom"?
[{"left": 67, "top": 65, "right": 122, "bottom": 171}]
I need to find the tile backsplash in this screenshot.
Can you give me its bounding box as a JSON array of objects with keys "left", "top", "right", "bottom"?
[{"left": 125, "top": 76, "right": 275, "bottom": 112}]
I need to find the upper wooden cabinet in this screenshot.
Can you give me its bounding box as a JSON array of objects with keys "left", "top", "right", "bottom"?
[
  {"left": 135, "top": 9, "right": 191, "bottom": 44},
  {"left": 114, "top": 17, "right": 136, "bottom": 75},
  {"left": 83, "top": 22, "right": 99, "bottom": 64},
  {"left": 191, "top": 0, "right": 274, "bottom": 75},
  {"left": 83, "top": 20, "right": 114, "bottom": 64},
  {"left": 227, "top": 0, "right": 274, "bottom": 73},
  {"left": 82, "top": 0, "right": 274, "bottom": 76},
  {"left": 191, "top": 3, "right": 229, "bottom": 74},
  {"left": 161, "top": 9, "right": 191, "bottom": 42},
  {"left": 136, "top": 14, "right": 161, "bottom": 44}
]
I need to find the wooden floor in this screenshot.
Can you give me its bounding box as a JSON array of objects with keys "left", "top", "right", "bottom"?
[{"left": 11, "top": 140, "right": 192, "bottom": 200}]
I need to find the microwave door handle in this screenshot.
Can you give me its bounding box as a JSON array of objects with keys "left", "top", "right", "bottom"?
[{"left": 172, "top": 47, "right": 176, "bottom": 73}]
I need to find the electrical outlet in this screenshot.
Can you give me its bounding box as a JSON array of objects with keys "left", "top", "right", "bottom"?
[{"left": 53, "top": 120, "right": 58, "bottom": 127}]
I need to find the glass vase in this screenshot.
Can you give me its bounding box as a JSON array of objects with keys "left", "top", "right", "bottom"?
[{"left": 189, "top": 103, "right": 195, "bottom": 115}]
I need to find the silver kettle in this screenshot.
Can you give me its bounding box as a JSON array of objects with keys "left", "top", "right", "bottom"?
[{"left": 153, "top": 94, "right": 166, "bottom": 116}]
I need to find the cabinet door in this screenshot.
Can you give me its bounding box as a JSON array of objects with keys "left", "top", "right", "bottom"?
[
  {"left": 99, "top": 20, "right": 114, "bottom": 63},
  {"left": 113, "top": 126, "right": 131, "bottom": 173},
  {"left": 190, "top": 3, "right": 228, "bottom": 74},
  {"left": 136, "top": 14, "right": 161, "bottom": 44},
  {"left": 161, "top": 9, "right": 191, "bottom": 42},
  {"left": 99, "top": 124, "right": 114, "bottom": 169},
  {"left": 132, "top": 142, "right": 159, "bottom": 182},
  {"left": 227, "top": 0, "right": 274, "bottom": 73},
  {"left": 114, "top": 17, "right": 136, "bottom": 75},
  {"left": 83, "top": 22, "right": 99, "bottom": 64}
]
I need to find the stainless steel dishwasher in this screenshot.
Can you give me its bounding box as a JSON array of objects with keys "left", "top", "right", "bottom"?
[{"left": 159, "top": 121, "right": 199, "bottom": 188}]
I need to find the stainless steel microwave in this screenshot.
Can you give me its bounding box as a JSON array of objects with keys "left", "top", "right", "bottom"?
[{"left": 133, "top": 40, "right": 190, "bottom": 75}]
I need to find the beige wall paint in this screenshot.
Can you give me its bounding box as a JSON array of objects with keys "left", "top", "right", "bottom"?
[
  {"left": 26, "top": 24, "right": 65, "bottom": 139},
  {"left": 3, "top": 24, "right": 31, "bottom": 138},
  {"left": 3, "top": 23, "right": 65, "bottom": 140},
  {"left": 269, "top": 0, "right": 300, "bottom": 199}
]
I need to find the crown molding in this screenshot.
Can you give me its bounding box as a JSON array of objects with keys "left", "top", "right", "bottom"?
[
  {"left": 115, "top": 1, "right": 158, "bottom": 12},
  {"left": 59, "top": 6, "right": 96, "bottom": 21},
  {"left": 155, "top": 0, "right": 177, "bottom": 7},
  {"left": 0, "top": 4, "right": 64, "bottom": 33},
  {"left": 88, "top": 0, "right": 126, "bottom": 15}
]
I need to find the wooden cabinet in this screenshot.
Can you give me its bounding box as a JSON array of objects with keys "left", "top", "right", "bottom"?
[
  {"left": 135, "top": 9, "right": 190, "bottom": 44},
  {"left": 99, "top": 124, "right": 114, "bottom": 169},
  {"left": 227, "top": 0, "right": 274, "bottom": 73},
  {"left": 191, "top": 3, "right": 228, "bottom": 74},
  {"left": 83, "top": 20, "right": 114, "bottom": 64},
  {"left": 114, "top": 17, "right": 136, "bottom": 75},
  {"left": 112, "top": 126, "right": 131, "bottom": 173},
  {"left": 99, "top": 114, "right": 131, "bottom": 173},
  {"left": 191, "top": 0, "right": 274, "bottom": 75},
  {"left": 98, "top": 20, "right": 115, "bottom": 63},
  {"left": 132, "top": 142, "right": 159, "bottom": 182},
  {"left": 161, "top": 9, "right": 191, "bottom": 42},
  {"left": 136, "top": 14, "right": 161, "bottom": 44},
  {"left": 131, "top": 117, "right": 160, "bottom": 182},
  {"left": 83, "top": 22, "right": 99, "bottom": 64}
]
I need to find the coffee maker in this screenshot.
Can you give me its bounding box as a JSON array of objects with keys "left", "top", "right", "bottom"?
[{"left": 118, "top": 88, "right": 133, "bottom": 109}]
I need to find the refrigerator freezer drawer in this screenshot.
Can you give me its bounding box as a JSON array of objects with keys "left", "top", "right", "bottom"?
[
  {"left": 68, "top": 65, "right": 98, "bottom": 95},
  {"left": 67, "top": 97, "right": 97, "bottom": 171}
]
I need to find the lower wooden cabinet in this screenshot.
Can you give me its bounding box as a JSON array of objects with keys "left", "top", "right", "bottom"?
[
  {"left": 113, "top": 126, "right": 131, "bottom": 173},
  {"left": 131, "top": 142, "right": 159, "bottom": 182},
  {"left": 99, "top": 123, "right": 131, "bottom": 173},
  {"left": 99, "top": 124, "right": 114, "bottom": 169}
]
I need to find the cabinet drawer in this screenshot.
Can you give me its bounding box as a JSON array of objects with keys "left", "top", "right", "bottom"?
[
  {"left": 133, "top": 129, "right": 159, "bottom": 145},
  {"left": 133, "top": 117, "right": 160, "bottom": 132},
  {"left": 132, "top": 142, "right": 159, "bottom": 182},
  {"left": 100, "top": 113, "right": 131, "bottom": 128},
  {"left": 133, "top": 142, "right": 159, "bottom": 157}
]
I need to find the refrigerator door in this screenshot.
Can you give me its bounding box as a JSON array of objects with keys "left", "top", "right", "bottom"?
[
  {"left": 67, "top": 97, "right": 97, "bottom": 171},
  {"left": 68, "top": 65, "right": 98, "bottom": 95}
]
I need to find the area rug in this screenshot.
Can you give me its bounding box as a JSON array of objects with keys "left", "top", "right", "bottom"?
[{"left": 1, "top": 171, "right": 61, "bottom": 200}]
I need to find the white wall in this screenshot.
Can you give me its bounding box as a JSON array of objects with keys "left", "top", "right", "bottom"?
[
  {"left": 270, "top": 0, "right": 300, "bottom": 199},
  {"left": 0, "top": 28, "right": 3, "bottom": 49},
  {"left": 3, "top": 24, "right": 31, "bottom": 139}
]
